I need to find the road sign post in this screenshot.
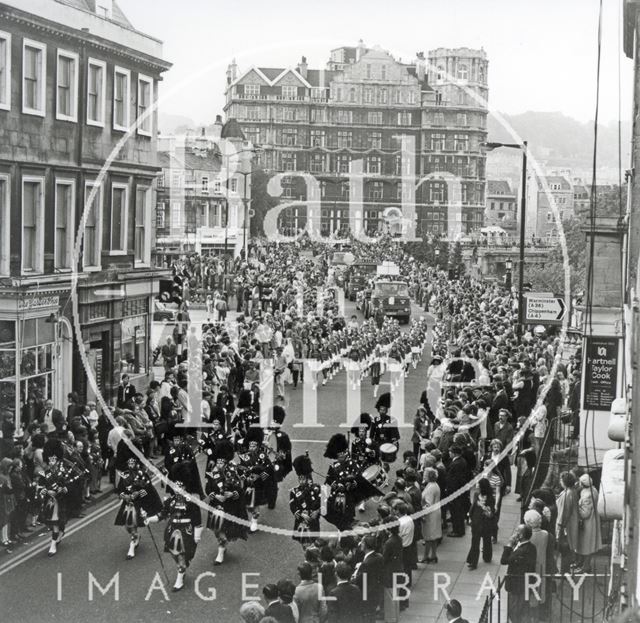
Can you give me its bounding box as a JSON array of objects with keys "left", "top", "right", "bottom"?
[{"left": 524, "top": 293, "right": 567, "bottom": 325}]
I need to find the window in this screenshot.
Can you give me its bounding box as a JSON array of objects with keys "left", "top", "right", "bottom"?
[
  {"left": 214, "top": 180, "right": 221, "bottom": 193},
  {"left": 430, "top": 183, "right": 444, "bottom": 202},
  {"left": 282, "top": 107, "right": 295, "bottom": 121},
  {"left": 56, "top": 50, "right": 78, "bottom": 122},
  {"left": 83, "top": 182, "right": 102, "bottom": 270},
  {"left": 457, "top": 64, "right": 468, "bottom": 80},
  {"left": 310, "top": 108, "right": 327, "bottom": 123},
  {"left": 436, "top": 66, "right": 444, "bottom": 82},
  {"left": 87, "top": 58, "right": 106, "bottom": 126},
  {"left": 54, "top": 180, "right": 75, "bottom": 270},
  {"left": 245, "top": 84, "right": 260, "bottom": 97},
  {"left": 336, "top": 109, "right": 352, "bottom": 124},
  {"left": 310, "top": 153, "right": 324, "bottom": 173},
  {"left": 282, "top": 128, "right": 297, "bottom": 146},
  {"left": 23, "top": 40, "right": 46, "bottom": 116},
  {"left": 349, "top": 88, "right": 356, "bottom": 103},
  {"left": 113, "top": 67, "right": 130, "bottom": 131},
  {"left": 433, "top": 112, "right": 444, "bottom": 126},
  {"left": 310, "top": 130, "right": 325, "bottom": 147},
  {"left": 431, "top": 133, "right": 444, "bottom": 151},
  {"left": 364, "top": 88, "right": 373, "bottom": 104},
  {"left": 397, "top": 112, "right": 411, "bottom": 126},
  {"left": 336, "top": 154, "right": 350, "bottom": 173},
  {"left": 281, "top": 85, "right": 298, "bottom": 100},
  {"left": 341, "top": 181, "right": 350, "bottom": 198},
  {"left": 454, "top": 134, "right": 468, "bottom": 151},
  {"left": 0, "top": 175, "right": 9, "bottom": 274},
  {"left": 201, "top": 176, "right": 209, "bottom": 194},
  {"left": 137, "top": 74, "right": 152, "bottom": 136},
  {"left": 367, "top": 132, "right": 382, "bottom": 149},
  {"left": 379, "top": 88, "right": 388, "bottom": 104},
  {"left": 282, "top": 152, "right": 296, "bottom": 172},
  {"left": 394, "top": 155, "right": 402, "bottom": 176},
  {"left": 247, "top": 106, "right": 262, "bottom": 121},
  {"left": 369, "top": 181, "right": 383, "bottom": 200},
  {"left": 367, "top": 156, "right": 381, "bottom": 174},
  {"left": 337, "top": 131, "right": 352, "bottom": 148},
  {"left": 0, "top": 31, "right": 10, "bottom": 111},
  {"left": 368, "top": 111, "right": 382, "bottom": 125},
  {"left": 230, "top": 179, "right": 238, "bottom": 192},
  {"left": 456, "top": 113, "right": 467, "bottom": 127},
  {"left": 311, "top": 88, "right": 326, "bottom": 101},
  {"left": 546, "top": 212, "right": 553, "bottom": 223},
  {"left": 111, "top": 184, "right": 128, "bottom": 253},
  {"left": 22, "top": 177, "right": 45, "bottom": 273},
  {"left": 134, "top": 187, "right": 151, "bottom": 265}
]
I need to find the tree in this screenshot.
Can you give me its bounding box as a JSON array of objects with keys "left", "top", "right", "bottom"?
[
  {"left": 525, "top": 217, "right": 586, "bottom": 295},
  {"left": 451, "top": 241, "right": 465, "bottom": 277}
]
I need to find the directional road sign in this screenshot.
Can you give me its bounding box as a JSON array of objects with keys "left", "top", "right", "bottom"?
[{"left": 524, "top": 294, "right": 567, "bottom": 325}]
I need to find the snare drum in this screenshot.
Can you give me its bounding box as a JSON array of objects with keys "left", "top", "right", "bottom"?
[
  {"left": 379, "top": 443, "right": 398, "bottom": 463},
  {"left": 361, "top": 464, "right": 387, "bottom": 489}
]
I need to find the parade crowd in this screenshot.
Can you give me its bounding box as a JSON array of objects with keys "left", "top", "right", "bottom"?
[{"left": 0, "top": 236, "right": 603, "bottom": 623}]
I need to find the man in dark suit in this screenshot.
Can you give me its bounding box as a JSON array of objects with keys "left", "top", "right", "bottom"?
[
  {"left": 353, "top": 535, "right": 384, "bottom": 622},
  {"left": 382, "top": 521, "right": 404, "bottom": 622},
  {"left": 262, "top": 583, "right": 295, "bottom": 623},
  {"left": 328, "top": 562, "right": 363, "bottom": 623},
  {"left": 500, "top": 524, "right": 537, "bottom": 623},
  {"left": 445, "top": 599, "right": 470, "bottom": 623},
  {"left": 445, "top": 444, "right": 471, "bottom": 536},
  {"left": 117, "top": 374, "right": 136, "bottom": 409}
]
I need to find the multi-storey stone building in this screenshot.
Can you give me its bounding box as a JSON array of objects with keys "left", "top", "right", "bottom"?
[
  {"left": 0, "top": 0, "right": 171, "bottom": 423},
  {"left": 223, "top": 43, "right": 488, "bottom": 238},
  {"left": 485, "top": 179, "right": 517, "bottom": 236},
  {"left": 529, "top": 175, "right": 575, "bottom": 241}
]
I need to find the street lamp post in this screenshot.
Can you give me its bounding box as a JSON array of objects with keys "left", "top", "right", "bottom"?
[
  {"left": 505, "top": 259, "right": 513, "bottom": 289},
  {"left": 481, "top": 140, "right": 528, "bottom": 337}
]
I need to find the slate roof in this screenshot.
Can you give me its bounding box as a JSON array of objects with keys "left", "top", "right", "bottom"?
[
  {"left": 55, "top": 0, "right": 133, "bottom": 28},
  {"left": 487, "top": 180, "right": 514, "bottom": 195}
]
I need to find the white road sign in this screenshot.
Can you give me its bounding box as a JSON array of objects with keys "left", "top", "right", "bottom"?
[{"left": 524, "top": 294, "right": 567, "bottom": 324}]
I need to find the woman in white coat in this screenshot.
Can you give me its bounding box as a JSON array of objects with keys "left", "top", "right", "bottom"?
[{"left": 420, "top": 468, "right": 442, "bottom": 563}]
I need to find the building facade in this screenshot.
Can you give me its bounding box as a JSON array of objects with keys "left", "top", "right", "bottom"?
[
  {"left": 223, "top": 43, "right": 488, "bottom": 238},
  {"left": 484, "top": 179, "right": 517, "bottom": 236},
  {"left": 529, "top": 175, "right": 575, "bottom": 241},
  {"left": 155, "top": 119, "right": 252, "bottom": 261},
  {"left": 0, "top": 0, "right": 171, "bottom": 424}
]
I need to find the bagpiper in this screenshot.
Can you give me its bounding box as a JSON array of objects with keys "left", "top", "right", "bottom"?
[
  {"left": 114, "top": 453, "right": 163, "bottom": 560},
  {"left": 37, "top": 439, "right": 81, "bottom": 557},
  {"left": 290, "top": 454, "right": 321, "bottom": 549},
  {"left": 237, "top": 427, "right": 275, "bottom": 532},
  {"left": 372, "top": 392, "right": 401, "bottom": 447},
  {"left": 265, "top": 405, "right": 292, "bottom": 509},
  {"left": 204, "top": 439, "right": 249, "bottom": 565},
  {"left": 144, "top": 462, "right": 203, "bottom": 591},
  {"left": 323, "top": 434, "right": 359, "bottom": 531}
]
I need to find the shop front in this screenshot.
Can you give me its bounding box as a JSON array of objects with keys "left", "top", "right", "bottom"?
[{"left": 0, "top": 290, "right": 71, "bottom": 431}]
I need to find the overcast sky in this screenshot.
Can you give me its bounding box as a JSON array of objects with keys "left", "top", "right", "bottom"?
[{"left": 119, "top": 0, "right": 632, "bottom": 127}]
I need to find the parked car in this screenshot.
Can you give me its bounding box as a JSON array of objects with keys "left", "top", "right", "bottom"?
[{"left": 153, "top": 300, "right": 179, "bottom": 323}]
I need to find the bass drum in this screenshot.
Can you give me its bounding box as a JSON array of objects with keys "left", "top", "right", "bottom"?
[
  {"left": 379, "top": 443, "right": 398, "bottom": 463},
  {"left": 361, "top": 464, "right": 388, "bottom": 489}
]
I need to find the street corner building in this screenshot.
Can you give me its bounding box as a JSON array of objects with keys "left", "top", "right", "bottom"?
[{"left": 0, "top": 0, "right": 172, "bottom": 429}]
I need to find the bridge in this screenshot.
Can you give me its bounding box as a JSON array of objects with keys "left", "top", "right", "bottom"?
[{"left": 460, "top": 243, "right": 552, "bottom": 280}]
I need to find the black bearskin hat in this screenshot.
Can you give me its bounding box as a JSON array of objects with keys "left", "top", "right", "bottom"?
[
  {"left": 168, "top": 461, "right": 201, "bottom": 495},
  {"left": 43, "top": 438, "right": 64, "bottom": 462},
  {"left": 375, "top": 392, "right": 391, "bottom": 411},
  {"left": 237, "top": 389, "right": 253, "bottom": 409},
  {"left": 350, "top": 412, "right": 372, "bottom": 436},
  {"left": 324, "top": 433, "right": 348, "bottom": 459},
  {"left": 293, "top": 454, "right": 313, "bottom": 477},
  {"left": 214, "top": 439, "right": 235, "bottom": 462},
  {"left": 245, "top": 426, "right": 265, "bottom": 446},
  {"left": 271, "top": 405, "right": 286, "bottom": 425}
]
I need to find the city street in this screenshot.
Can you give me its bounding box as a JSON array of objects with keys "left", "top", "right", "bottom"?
[{"left": 0, "top": 300, "right": 432, "bottom": 623}]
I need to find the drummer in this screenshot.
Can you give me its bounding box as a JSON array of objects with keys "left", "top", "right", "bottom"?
[
  {"left": 350, "top": 413, "right": 380, "bottom": 513},
  {"left": 371, "top": 392, "right": 401, "bottom": 448}
]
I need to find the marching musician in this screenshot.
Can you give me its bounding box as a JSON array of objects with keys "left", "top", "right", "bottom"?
[
  {"left": 230, "top": 389, "right": 260, "bottom": 450},
  {"left": 37, "top": 439, "right": 81, "bottom": 557},
  {"left": 205, "top": 439, "right": 249, "bottom": 565},
  {"left": 144, "top": 462, "right": 202, "bottom": 591},
  {"left": 237, "top": 427, "right": 275, "bottom": 532},
  {"left": 290, "top": 454, "right": 321, "bottom": 549},
  {"left": 323, "top": 434, "right": 359, "bottom": 531},
  {"left": 199, "top": 411, "right": 230, "bottom": 463},
  {"left": 372, "top": 392, "right": 401, "bottom": 447},
  {"left": 265, "top": 405, "right": 292, "bottom": 509},
  {"left": 350, "top": 413, "right": 379, "bottom": 513},
  {"left": 114, "top": 454, "right": 162, "bottom": 560}
]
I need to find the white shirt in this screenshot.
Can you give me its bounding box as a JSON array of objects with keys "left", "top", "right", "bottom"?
[{"left": 398, "top": 514, "right": 414, "bottom": 547}]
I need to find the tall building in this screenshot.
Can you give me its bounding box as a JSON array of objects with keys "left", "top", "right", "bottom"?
[
  {"left": 155, "top": 117, "right": 254, "bottom": 261},
  {"left": 223, "top": 43, "right": 488, "bottom": 238},
  {"left": 484, "top": 180, "right": 517, "bottom": 236},
  {"left": 527, "top": 174, "right": 575, "bottom": 241},
  {"left": 0, "top": 0, "right": 171, "bottom": 422}
]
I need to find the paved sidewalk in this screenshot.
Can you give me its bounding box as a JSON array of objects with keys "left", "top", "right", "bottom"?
[{"left": 402, "top": 481, "right": 521, "bottom": 623}]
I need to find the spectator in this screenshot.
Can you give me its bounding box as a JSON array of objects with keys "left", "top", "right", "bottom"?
[
  {"left": 500, "top": 524, "right": 537, "bottom": 623},
  {"left": 293, "top": 562, "right": 327, "bottom": 623},
  {"left": 239, "top": 601, "right": 265, "bottom": 623},
  {"left": 420, "top": 467, "right": 442, "bottom": 563},
  {"left": 327, "top": 562, "right": 362, "bottom": 623},
  {"left": 382, "top": 520, "right": 404, "bottom": 623},
  {"left": 466, "top": 478, "right": 496, "bottom": 570}
]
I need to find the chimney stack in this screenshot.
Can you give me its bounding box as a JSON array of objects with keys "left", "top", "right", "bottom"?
[
  {"left": 357, "top": 39, "right": 366, "bottom": 61},
  {"left": 416, "top": 51, "right": 426, "bottom": 82},
  {"left": 211, "top": 115, "right": 223, "bottom": 141},
  {"left": 226, "top": 59, "right": 238, "bottom": 85},
  {"left": 298, "top": 55, "right": 308, "bottom": 79}
]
